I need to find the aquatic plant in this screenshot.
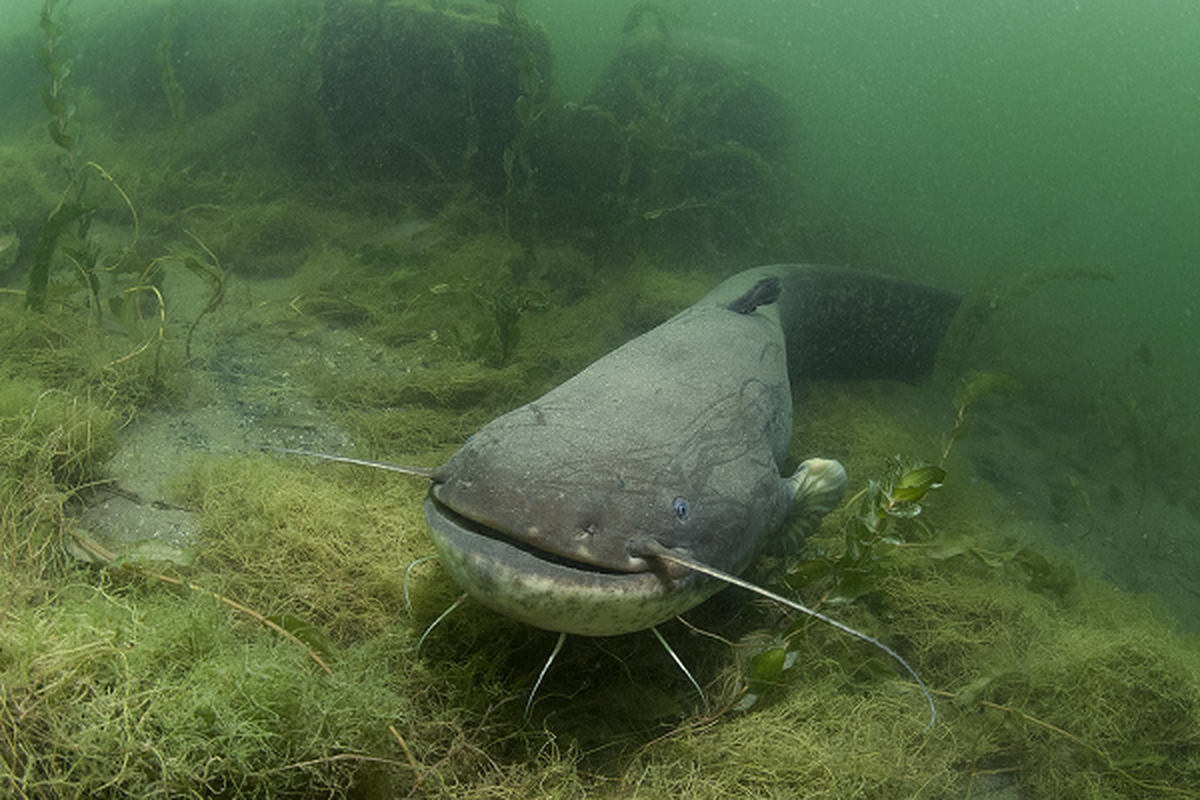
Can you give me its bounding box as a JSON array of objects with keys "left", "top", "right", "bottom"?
[
  {"left": 36, "top": 1, "right": 79, "bottom": 175},
  {"left": 448, "top": 268, "right": 546, "bottom": 367},
  {"left": 6, "top": 320, "right": 1200, "bottom": 796},
  {"left": 294, "top": 0, "right": 338, "bottom": 175},
  {"left": 945, "top": 264, "right": 1115, "bottom": 374},
  {"left": 156, "top": 0, "right": 187, "bottom": 136},
  {"left": 27, "top": 3, "right": 138, "bottom": 315},
  {"left": 135, "top": 230, "right": 227, "bottom": 364},
  {"left": 0, "top": 578, "right": 421, "bottom": 797},
  {"left": 723, "top": 456, "right": 943, "bottom": 715},
  {"left": 488, "top": 0, "right": 550, "bottom": 235},
  {"left": 941, "top": 368, "right": 1022, "bottom": 463},
  {"left": 802, "top": 457, "right": 943, "bottom": 598},
  {"left": 27, "top": 0, "right": 94, "bottom": 315}
]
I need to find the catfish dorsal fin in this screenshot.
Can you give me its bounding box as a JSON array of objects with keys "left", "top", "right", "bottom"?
[
  {"left": 261, "top": 445, "right": 442, "bottom": 480},
  {"left": 633, "top": 540, "right": 937, "bottom": 731},
  {"left": 724, "top": 276, "right": 781, "bottom": 314}
]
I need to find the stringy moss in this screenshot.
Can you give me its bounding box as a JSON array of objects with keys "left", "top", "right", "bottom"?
[
  {"left": 169, "top": 454, "right": 446, "bottom": 641},
  {"left": 7, "top": 404, "right": 1200, "bottom": 797},
  {"left": 600, "top": 549, "right": 1200, "bottom": 798},
  {"left": 877, "top": 548, "right": 1200, "bottom": 797},
  {"left": 1000, "top": 595, "right": 1200, "bottom": 795},
  {"left": 0, "top": 376, "right": 117, "bottom": 580},
  {"left": 623, "top": 687, "right": 960, "bottom": 797},
  {"left": 6, "top": 245, "right": 1200, "bottom": 797},
  {"left": 1015, "top": 629, "right": 1200, "bottom": 796},
  {"left": 0, "top": 578, "right": 427, "bottom": 797},
  {"left": 294, "top": 248, "right": 715, "bottom": 457},
  {"left": 792, "top": 379, "right": 948, "bottom": 477},
  {"left": 313, "top": 359, "right": 532, "bottom": 415},
  {"left": 0, "top": 377, "right": 116, "bottom": 492},
  {"left": 0, "top": 299, "right": 189, "bottom": 413},
  {"left": 335, "top": 404, "right": 489, "bottom": 461},
  {"left": 6, "top": 313, "right": 1200, "bottom": 796}
]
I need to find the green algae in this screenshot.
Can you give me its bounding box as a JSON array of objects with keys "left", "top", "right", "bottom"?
[
  {"left": 607, "top": 536, "right": 1200, "bottom": 798},
  {"left": 9, "top": 495, "right": 1200, "bottom": 797},
  {"left": 0, "top": 376, "right": 116, "bottom": 581},
  {"left": 6, "top": 240, "right": 1200, "bottom": 797},
  {"left": 1, "top": 580, "right": 423, "bottom": 797},
  {"left": 169, "top": 454, "right": 435, "bottom": 642}
]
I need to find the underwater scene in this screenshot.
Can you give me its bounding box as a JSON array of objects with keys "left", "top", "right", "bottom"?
[{"left": 2, "top": 0, "right": 1199, "bottom": 796}]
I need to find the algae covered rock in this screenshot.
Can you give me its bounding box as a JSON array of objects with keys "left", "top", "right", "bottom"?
[
  {"left": 523, "top": 36, "right": 793, "bottom": 261},
  {"left": 319, "top": 0, "right": 552, "bottom": 187}
]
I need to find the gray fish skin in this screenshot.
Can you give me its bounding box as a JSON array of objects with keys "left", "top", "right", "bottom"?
[{"left": 424, "top": 264, "right": 960, "bottom": 636}]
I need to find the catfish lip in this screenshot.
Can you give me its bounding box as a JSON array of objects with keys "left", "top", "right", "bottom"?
[{"left": 425, "top": 491, "right": 642, "bottom": 576}]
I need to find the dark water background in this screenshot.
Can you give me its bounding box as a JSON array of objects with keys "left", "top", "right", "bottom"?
[
  {"left": 3, "top": 0, "right": 1197, "bottom": 370},
  {"left": 529, "top": 0, "right": 1200, "bottom": 382}
]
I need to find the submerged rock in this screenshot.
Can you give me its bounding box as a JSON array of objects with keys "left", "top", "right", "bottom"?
[{"left": 320, "top": 0, "right": 552, "bottom": 188}]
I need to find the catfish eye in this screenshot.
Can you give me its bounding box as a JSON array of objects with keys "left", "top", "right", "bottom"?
[{"left": 672, "top": 497, "right": 690, "bottom": 521}]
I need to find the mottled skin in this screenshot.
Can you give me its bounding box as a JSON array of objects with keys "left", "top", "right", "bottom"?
[{"left": 424, "top": 264, "right": 959, "bottom": 636}]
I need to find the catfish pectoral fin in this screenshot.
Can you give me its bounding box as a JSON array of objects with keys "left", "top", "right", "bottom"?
[{"left": 787, "top": 457, "right": 848, "bottom": 521}]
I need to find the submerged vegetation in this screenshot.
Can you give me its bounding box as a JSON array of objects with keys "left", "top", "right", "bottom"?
[
  {"left": 6, "top": 395, "right": 1200, "bottom": 795},
  {"left": 5, "top": 257, "right": 1199, "bottom": 795},
  {"left": 2, "top": 0, "right": 1200, "bottom": 797}
]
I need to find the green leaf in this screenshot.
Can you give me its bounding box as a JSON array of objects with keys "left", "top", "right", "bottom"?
[
  {"left": 749, "top": 646, "right": 788, "bottom": 684},
  {"left": 47, "top": 120, "right": 73, "bottom": 151},
  {"left": 793, "top": 556, "right": 834, "bottom": 584},
  {"left": 41, "top": 84, "right": 63, "bottom": 116},
  {"left": 37, "top": 44, "right": 58, "bottom": 75},
  {"left": 27, "top": 201, "right": 85, "bottom": 312},
  {"left": 737, "top": 642, "right": 799, "bottom": 711},
  {"left": 828, "top": 567, "right": 879, "bottom": 605},
  {"left": 885, "top": 501, "right": 924, "bottom": 519},
  {"left": 953, "top": 675, "right": 994, "bottom": 708},
  {"left": 926, "top": 531, "right": 972, "bottom": 561},
  {"left": 891, "top": 464, "right": 945, "bottom": 503},
  {"left": 896, "top": 464, "right": 946, "bottom": 491}
]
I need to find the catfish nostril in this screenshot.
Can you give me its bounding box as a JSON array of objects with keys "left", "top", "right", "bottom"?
[
  {"left": 672, "top": 496, "right": 690, "bottom": 521},
  {"left": 581, "top": 522, "right": 600, "bottom": 537}
]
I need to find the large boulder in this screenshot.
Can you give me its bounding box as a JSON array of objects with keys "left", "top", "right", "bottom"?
[
  {"left": 320, "top": 0, "right": 552, "bottom": 188},
  {"left": 521, "top": 38, "right": 793, "bottom": 262}
]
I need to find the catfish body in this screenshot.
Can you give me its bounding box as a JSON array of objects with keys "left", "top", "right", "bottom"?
[{"left": 424, "top": 264, "right": 959, "bottom": 636}]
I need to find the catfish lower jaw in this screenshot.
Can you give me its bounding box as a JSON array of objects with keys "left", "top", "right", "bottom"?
[{"left": 425, "top": 494, "right": 642, "bottom": 576}]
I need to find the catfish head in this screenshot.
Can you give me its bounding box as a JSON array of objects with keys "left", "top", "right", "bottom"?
[{"left": 428, "top": 385, "right": 792, "bottom": 585}]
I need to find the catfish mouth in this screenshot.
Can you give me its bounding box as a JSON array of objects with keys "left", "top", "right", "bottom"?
[
  {"left": 422, "top": 493, "right": 708, "bottom": 637},
  {"left": 425, "top": 493, "right": 636, "bottom": 576}
]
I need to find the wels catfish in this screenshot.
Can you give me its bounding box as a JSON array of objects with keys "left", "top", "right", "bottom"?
[{"left": 274, "top": 263, "right": 959, "bottom": 725}]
